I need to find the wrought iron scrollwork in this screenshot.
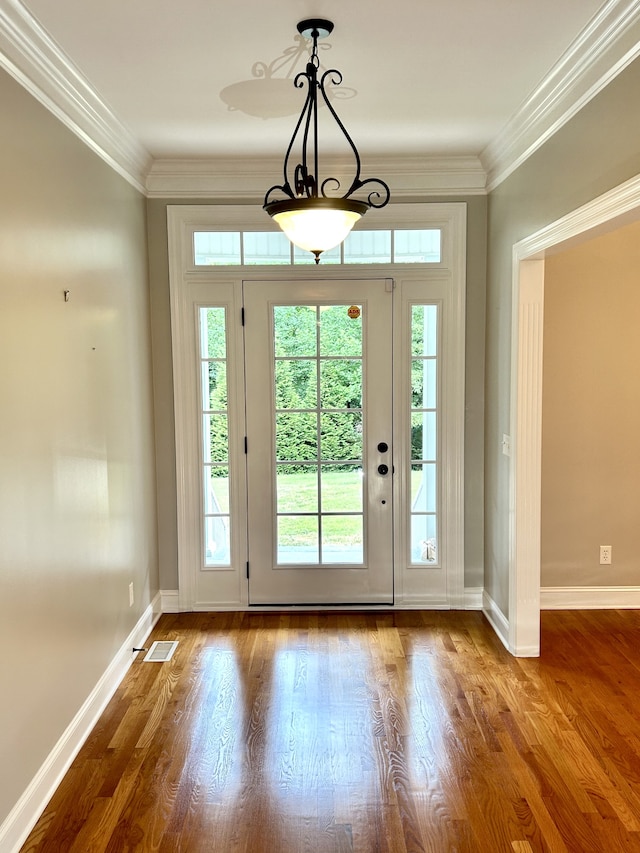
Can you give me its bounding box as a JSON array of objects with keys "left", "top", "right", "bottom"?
[{"left": 264, "top": 20, "right": 390, "bottom": 212}]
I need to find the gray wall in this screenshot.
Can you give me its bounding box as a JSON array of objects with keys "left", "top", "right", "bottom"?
[
  {"left": 146, "top": 195, "right": 487, "bottom": 591},
  {"left": 0, "top": 68, "right": 158, "bottom": 826},
  {"left": 486, "top": 56, "right": 640, "bottom": 616},
  {"left": 541, "top": 220, "right": 640, "bottom": 586}
]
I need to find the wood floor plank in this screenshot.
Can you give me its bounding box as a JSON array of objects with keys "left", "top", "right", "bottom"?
[{"left": 20, "top": 610, "right": 640, "bottom": 852}]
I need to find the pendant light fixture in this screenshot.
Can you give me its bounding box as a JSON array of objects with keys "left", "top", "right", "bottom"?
[{"left": 264, "top": 19, "right": 390, "bottom": 263}]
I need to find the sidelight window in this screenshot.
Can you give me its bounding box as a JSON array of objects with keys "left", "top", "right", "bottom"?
[
  {"left": 410, "top": 304, "right": 439, "bottom": 565},
  {"left": 199, "top": 307, "right": 231, "bottom": 566}
]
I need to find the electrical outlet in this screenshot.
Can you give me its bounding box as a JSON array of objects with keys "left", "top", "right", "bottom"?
[
  {"left": 599, "top": 545, "right": 612, "bottom": 565},
  {"left": 129, "top": 582, "right": 134, "bottom": 607}
]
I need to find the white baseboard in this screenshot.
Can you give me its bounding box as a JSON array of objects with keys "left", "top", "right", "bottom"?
[
  {"left": 482, "top": 590, "right": 510, "bottom": 652},
  {"left": 478, "top": 586, "right": 640, "bottom": 661},
  {"left": 0, "top": 592, "right": 162, "bottom": 853},
  {"left": 464, "top": 587, "right": 483, "bottom": 610},
  {"left": 541, "top": 586, "right": 640, "bottom": 609},
  {"left": 160, "top": 589, "right": 180, "bottom": 612},
  {"left": 167, "top": 589, "right": 484, "bottom": 612},
  {"left": 154, "top": 586, "right": 640, "bottom": 614},
  {"left": 399, "top": 588, "right": 484, "bottom": 610}
]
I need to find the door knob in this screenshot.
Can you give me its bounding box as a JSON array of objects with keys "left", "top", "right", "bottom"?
[
  {"left": 377, "top": 463, "right": 389, "bottom": 475},
  {"left": 377, "top": 442, "right": 389, "bottom": 453}
]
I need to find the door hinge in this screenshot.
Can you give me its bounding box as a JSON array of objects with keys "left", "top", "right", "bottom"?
[
  {"left": 241, "top": 307, "right": 245, "bottom": 325},
  {"left": 246, "top": 561, "right": 250, "bottom": 579},
  {"left": 244, "top": 436, "right": 248, "bottom": 454}
]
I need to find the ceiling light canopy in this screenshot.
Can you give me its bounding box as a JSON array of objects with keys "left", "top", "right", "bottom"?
[{"left": 264, "top": 19, "right": 390, "bottom": 263}]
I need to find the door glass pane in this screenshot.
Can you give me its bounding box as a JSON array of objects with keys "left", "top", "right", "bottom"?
[
  {"left": 319, "top": 305, "right": 362, "bottom": 356},
  {"left": 320, "top": 360, "right": 362, "bottom": 408},
  {"left": 276, "top": 413, "right": 318, "bottom": 461},
  {"left": 321, "top": 412, "right": 363, "bottom": 461},
  {"left": 410, "top": 304, "right": 439, "bottom": 566},
  {"left": 273, "top": 304, "right": 365, "bottom": 566},
  {"left": 277, "top": 516, "right": 319, "bottom": 564},
  {"left": 320, "top": 465, "right": 363, "bottom": 512},
  {"left": 274, "top": 306, "right": 317, "bottom": 356},
  {"left": 199, "top": 308, "right": 231, "bottom": 567},
  {"left": 276, "top": 465, "right": 318, "bottom": 513},
  {"left": 322, "top": 516, "right": 363, "bottom": 564},
  {"left": 275, "top": 359, "right": 317, "bottom": 408}
]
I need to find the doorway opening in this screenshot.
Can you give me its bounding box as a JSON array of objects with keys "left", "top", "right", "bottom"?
[{"left": 509, "top": 173, "right": 640, "bottom": 656}]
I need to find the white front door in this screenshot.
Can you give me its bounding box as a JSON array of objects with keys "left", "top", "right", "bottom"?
[{"left": 244, "top": 279, "right": 393, "bottom": 605}]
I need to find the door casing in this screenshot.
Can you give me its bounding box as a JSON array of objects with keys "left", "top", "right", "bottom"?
[{"left": 167, "top": 203, "right": 466, "bottom": 612}]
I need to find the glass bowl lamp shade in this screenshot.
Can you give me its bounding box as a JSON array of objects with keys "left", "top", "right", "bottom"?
[
  {"left": 264, "top": 19, "right": 390, "bottom": 263},
  {"left": 266, "top": 197, "right": 368, "bottom": 261}
]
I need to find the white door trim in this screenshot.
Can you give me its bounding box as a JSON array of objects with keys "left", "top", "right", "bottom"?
[
  {"left": 509, "top": 171, "right": 640, "bottom": 656},
  {"left": 167, "top": 203, "right": 466, "bottom": 611}
]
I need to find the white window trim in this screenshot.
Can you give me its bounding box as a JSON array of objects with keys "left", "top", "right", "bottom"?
[
  {"left": 173, "top": 203, "right": 461, "bottom": 274},
  {"left": 168, "top": 203, "right": 466, "bottom": 610}
]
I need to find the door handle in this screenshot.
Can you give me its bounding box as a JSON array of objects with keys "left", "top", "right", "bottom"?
[{"left": 377, "top": 463, "right": 389, "bottom": 475}]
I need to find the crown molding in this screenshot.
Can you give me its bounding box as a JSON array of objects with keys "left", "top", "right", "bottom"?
[
  {"left": 0, "top": 0, "right": 485, "bottom": 201},
  {"left": 481, "top": 0, "right": 640, "bottom": 192},
  {"left": 514, "top": 169, "right": 640, "bottom": 260},
  {"left": 7, "top": 0, "right": 634, "bottom": 200},
  {"left": 145, "top": 155, "right": 487, "bottom": 199},
  {"left": 0, "top": 0, "right": 151, "bottom": 193}
]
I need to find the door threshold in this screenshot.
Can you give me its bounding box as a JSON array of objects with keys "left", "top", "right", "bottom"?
[{"left": 248, "top": 601, "right": 395, "bottom": 609}]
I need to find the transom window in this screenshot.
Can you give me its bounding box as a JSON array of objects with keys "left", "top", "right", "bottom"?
[{"left": 193, "top": 229, "right": 441, "bottom": 266}]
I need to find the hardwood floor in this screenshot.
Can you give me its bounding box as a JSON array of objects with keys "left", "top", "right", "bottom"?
[{"left": 20, "top": 610, "right": 640, "bottom": 852}]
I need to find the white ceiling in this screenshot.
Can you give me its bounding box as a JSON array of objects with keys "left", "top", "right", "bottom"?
[{"left": 19, "top": 0, "right": 606, "bottom": 163}]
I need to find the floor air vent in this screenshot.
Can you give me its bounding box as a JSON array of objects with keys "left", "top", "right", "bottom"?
[{"left": 143, "top": 641, "right": 178, "bottom": 662}]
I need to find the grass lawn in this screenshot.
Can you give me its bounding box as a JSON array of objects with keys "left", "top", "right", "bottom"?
[
  {"left": 274, "top": 468, "right": 424, "bottom": 546},
  {"left": 275, "top": 469, "right": 359, "bottom": 545},
  {"left": 212, "top": 469, "right": 428, "bottom": 546}
]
